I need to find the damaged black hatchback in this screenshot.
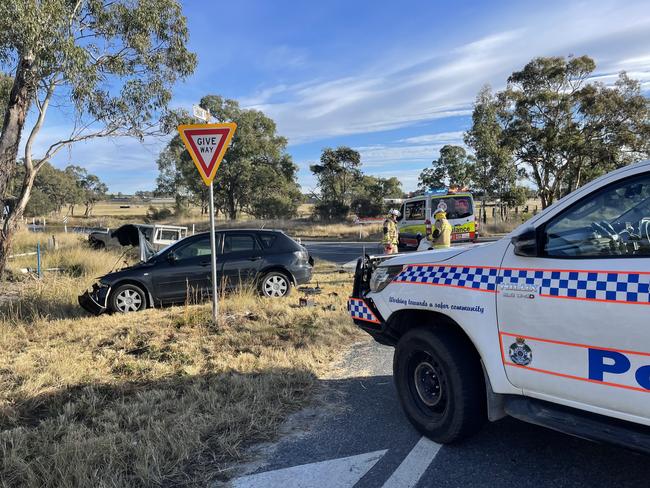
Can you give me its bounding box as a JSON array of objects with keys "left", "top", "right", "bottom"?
[{"left": 79, "top": 229, "right": 314, "bottom": 314}]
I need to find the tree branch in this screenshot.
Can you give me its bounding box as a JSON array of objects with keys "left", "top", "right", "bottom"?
[{"left": 24, "top": 81, "right": 56, "bottom": 173}]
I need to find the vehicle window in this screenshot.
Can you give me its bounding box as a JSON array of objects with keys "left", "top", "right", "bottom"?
[
  {"left": 405, "top": 200, "right": 426, "bottom": 220},
  {"left": 544, "top": 173, "right": 650, "bottom": 258},
  {"left": 258, "top": 234, "right": 277, "bottom": 249},
  {"left": 223, "top": 234, "right": 259, "bottom": 253},
  {"left": 431, "top": 196, "right": 473, "bottom": 220},
  {"left": 140, "top": 227, "right": 153, "bottom": 240},
  {"left": 157, "top": 229, "right": 180, "bottom": 241},
  {"left": 174, "top": 236, "right": 212, "bottom": 260}
]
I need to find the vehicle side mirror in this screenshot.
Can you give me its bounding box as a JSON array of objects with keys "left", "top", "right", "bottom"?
[
  {"left": 166, "top": 251, "right": 178, "bottom": 264},
  {"left": 511, "top": 227, "right": 539, "bottom": 257}
]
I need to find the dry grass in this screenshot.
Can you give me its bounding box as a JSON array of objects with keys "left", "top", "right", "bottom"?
[
  {"left": 10, "top": 230, "right": 84, "bottom": 255},
  {"left": 0, "top": 237, "right": 363, "bottom": 487},
  {"left": 189, "top": 220, "right": 383, "bottom": 241},
  {"left": 6, "top": 230, "right": 133, "bottom": 292},
  {"left": 30, "top": 200, "right": 382, "bottom": 241}
]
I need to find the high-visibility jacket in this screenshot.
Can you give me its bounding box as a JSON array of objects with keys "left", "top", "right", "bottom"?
[
  {"left": 382, "top": 218, "right": 399, "bottom": 246},
  {"left": 430, "top": 218, "right": 452, "bottom": 248}
]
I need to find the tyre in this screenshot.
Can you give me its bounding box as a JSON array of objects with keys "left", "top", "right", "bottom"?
[
  {"left": 259, "top": 271, "right": 292, "bottom": 298},
  {"left": 393, "top": 326, "right": 486, "bottom": 443},
  {"left": 89, "top": 237, "right": 105, "bottom": 250},
  {"left": 109, "top": 283, "right": 147, "bottom": 313}
]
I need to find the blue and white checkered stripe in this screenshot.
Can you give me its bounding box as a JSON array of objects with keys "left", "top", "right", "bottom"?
[
  {"left": 391, "top": 265, "right": 650, "bottom": 304},
  {"left": 394, "top": 265, "right": 499, "bottom": 293},
  {"left": 502, "top": 269, "right": 650, "bottom": 304},
  {"left": 348, "top": 298, "right": 380, "bottom": 323}
]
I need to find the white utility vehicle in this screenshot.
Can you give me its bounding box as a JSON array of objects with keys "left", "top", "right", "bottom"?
[{"left": 349, "top": 160, "right": 650, "bottom": 452}]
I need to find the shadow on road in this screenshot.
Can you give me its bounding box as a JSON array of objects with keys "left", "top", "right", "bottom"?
[{"left": 258, "top": 373, "right": 650, "bottom": 488}]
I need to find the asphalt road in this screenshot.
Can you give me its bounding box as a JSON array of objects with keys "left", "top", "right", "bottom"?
[
  {"left": 303, "top": 238, "right": 498, "bottom": 266},
  {"left": 229, "top": 340, "right": 650, "bottom": 488},
  {"left": 303, "top": 241, "right": 384, "bottom": 265}
]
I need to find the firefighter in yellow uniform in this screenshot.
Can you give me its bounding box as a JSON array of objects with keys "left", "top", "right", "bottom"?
[
  {"left": 382, "top": 209, "right": 400, "bottom": 254},
  {"left": 429, "top": 208, "right": 452, "bottom": 248}
]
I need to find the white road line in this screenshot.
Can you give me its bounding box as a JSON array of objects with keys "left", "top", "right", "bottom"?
[
  {"left": 381, "top": 436, "right": 441, "bottom": 488},
  {"left": 231, "top": 449, "right": 387, "bottom": 488}
]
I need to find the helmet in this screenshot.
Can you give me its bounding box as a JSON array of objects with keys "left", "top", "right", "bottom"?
[
  {"left": 434, "top": 208, "right": 447, "bottom": 219},
  {"left": 388, "top": 208, "right": 401, "bottom": 217}
]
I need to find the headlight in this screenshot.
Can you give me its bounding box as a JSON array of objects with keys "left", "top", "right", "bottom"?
[{"left": 369, "top": 265, "right": 404, "bottom": 293}]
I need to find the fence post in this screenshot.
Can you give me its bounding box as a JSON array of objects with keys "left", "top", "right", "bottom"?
[{"left": 37, "top": 242, "right": 42, "bottom": 278}]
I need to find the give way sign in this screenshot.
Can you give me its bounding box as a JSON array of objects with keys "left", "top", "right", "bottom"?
[{"left": 177, "top": 123, "right": 237, "bottom": 186}]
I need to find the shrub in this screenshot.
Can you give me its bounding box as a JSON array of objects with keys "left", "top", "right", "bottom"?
[
  {"left": 312, "top": 201, "right": 349, "bottom": 222},
  {"left": 146, "top": 206, "right": 173, "bottom": 221}
]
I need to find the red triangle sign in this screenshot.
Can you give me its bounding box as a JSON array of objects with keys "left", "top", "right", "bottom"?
[{"left": 177, "top": 123, "right": 237, "bottom": 186}]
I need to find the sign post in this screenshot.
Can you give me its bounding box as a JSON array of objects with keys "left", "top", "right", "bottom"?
[
  {"left": 208, "top": 181, "right": 218, "bottom": 319},
  {"left": 177, "top": 122, "right": 237, "bottom": 323}
]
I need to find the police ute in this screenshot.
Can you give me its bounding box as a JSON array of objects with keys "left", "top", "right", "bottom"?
[{"left": 349, "top": 160, "right": 650, "bottom": 452}]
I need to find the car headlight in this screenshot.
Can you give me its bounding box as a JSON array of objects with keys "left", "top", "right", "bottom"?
[{"left": 369, "top": 265, "right": 404, "bottom": 293}]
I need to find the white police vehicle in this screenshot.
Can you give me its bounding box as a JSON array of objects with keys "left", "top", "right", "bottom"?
[{"left": 349, "top": 160, "right": 650, "bottom": 451}]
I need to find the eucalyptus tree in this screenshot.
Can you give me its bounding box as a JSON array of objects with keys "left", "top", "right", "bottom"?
[
  {"left": 157, "top": 96, "right": 302, "bottom": 220},
  {"left": 0, "top": 0, "right": 196, "bottom": 276},
  {"left": 498, "top": 56, "right": 650, "bottom": 208}
]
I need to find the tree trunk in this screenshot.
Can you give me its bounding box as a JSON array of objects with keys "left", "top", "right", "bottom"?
[
  {"left": 227, "top": 194, "right": 237, "bottom": 220},
  {"left": 0, "top": 55, "right": 35, "bottom": 205},
  {"left": 84, "top": 203, "right": 92, "bottom": 217},
  {"left": 0, "top": 166, "right": 37, "bottom": 278}
]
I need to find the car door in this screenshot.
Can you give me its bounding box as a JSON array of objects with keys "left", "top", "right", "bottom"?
[
  {"left": 220, "top": 233, "right": 264, "bottom": 290},
  {"left": 497, "top": 171, "right": 650, "bottom": 423},
  {"left": 399, "top": 198, "right": 427, "bottom": 247},
  {"left": 151, "top": 234, "right": 217, "bottom": 303}
]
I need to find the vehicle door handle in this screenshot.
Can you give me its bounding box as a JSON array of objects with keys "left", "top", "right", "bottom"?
[
  {"left": 249, "top": 256, "right": 262, "bottom": 261},
  {"left": 200, "top": 260, "right": 211, "bottom": 266}
]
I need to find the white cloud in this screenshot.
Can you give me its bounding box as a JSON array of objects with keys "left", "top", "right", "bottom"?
[
  {"left": 24, "top": 1, "right": 650, "bottom": 193},
  {"left": 22, "top": 119, "right": 169, "bottom": 192},
  {"left": 399, "top": 131, "right": 465, "bottom": 145},
  {"left": 356, "top": 144, "right": 442, "bottom": 166},
  {"left": 243, "top": 2, "right": 650, "bottom": 144}
]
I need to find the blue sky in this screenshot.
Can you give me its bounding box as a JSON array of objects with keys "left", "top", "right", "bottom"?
[{"left": 32, "top": 0, "right": 650, "bottom": 193}]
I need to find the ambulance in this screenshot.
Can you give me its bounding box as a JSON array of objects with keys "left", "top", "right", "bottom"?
[
  {"left": 397, "top": 190, "right": 478, "bottom": 249},
  {"left": 349, "top": 160, "right": 650, "bottom": 452}
]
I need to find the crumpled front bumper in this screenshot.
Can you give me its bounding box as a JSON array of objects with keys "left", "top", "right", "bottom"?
[
  {"left": 348, "top": 257, "right": 387, "bottom": 333},
  {"left": 78, "top": 283, "right": 110, "bottom": 315}
]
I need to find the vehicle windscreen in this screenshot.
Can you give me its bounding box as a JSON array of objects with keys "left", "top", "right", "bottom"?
[
  {"left": 431, "top": 196, "right": 473, "bottom": 219},
  {"left": 404, "top": 200, "right": 426, "bottom": 220},
  {"left": 544, "top": 174, "right": 650, "bottom": 257}
]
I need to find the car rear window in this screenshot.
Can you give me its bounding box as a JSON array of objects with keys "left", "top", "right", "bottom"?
[
  {"left": 431, "top": 196, "right": 473, "bottom": 219},
  {"left": 258, "top": 233, "right": 277, "bottom": 249}
]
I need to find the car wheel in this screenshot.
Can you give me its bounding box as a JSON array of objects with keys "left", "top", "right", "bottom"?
[
  {"left": 259, "top": 271, "right": 291, "bottom": 298},
  {"left": 110, "top": 284, "right": 147, "bottom": 313},
  {"left": 90, "top": 238, "right": 105, "bottom": 250},
  {"left": 393, "top": 327, "right": 486, "bottom": 443}
]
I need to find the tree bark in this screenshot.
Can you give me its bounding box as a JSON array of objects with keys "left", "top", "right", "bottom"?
[
  {"left": 227, "top": 193, "right": 237, "bottom": 220},
  {"left": 0, "top": 167, "right": 37, "bottom": 278},
  {"left": 0, "top": 55, "right": 35, "bottom": 205}
]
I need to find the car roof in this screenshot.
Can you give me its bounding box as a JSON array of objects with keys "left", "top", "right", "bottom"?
[
  {"left": 403, "top": 192, "right": 473, "bottom": 202},
  {"left": 192, "top": 229, "right": 286, "bottom": 237}
]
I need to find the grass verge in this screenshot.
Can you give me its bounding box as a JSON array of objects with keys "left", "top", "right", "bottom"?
[{"left": 1, "top": 237, "right": 363, "bottom": 487}]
